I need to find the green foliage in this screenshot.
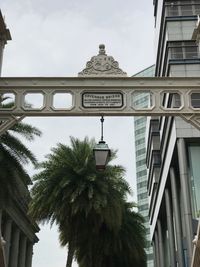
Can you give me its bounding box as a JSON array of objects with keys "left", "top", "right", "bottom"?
[
  {"left": 29, "top": 136, "right": 146, "bottom": 267},
  {"left": 0, "top": 107, "right": 41, "bottom": 202},
  {"left": 76, "top": 202, "right": 147, "bottom": 267}
]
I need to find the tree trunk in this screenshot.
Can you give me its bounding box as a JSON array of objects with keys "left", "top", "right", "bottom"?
[{"left": 66, "top": 241, "right": 75, "bottom": 267}]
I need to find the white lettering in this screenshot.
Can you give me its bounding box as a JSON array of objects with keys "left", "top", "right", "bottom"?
[{"left": 82, "top": 92, "right": 123, "bottom": 108}]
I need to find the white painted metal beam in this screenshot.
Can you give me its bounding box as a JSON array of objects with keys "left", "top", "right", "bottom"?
[
  {"left": 0, "top": 77, "right": 200, "bottom": 115},
  {"left": 1, "top": 77, "right": 200, "bottom": 133}
]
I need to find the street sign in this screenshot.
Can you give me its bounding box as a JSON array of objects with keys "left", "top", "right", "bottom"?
[{"left": 82, "top": 92, "right": 124, "bottom": 108}]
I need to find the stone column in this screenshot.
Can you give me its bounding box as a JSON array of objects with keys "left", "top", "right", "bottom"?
[
  {"left": 170, "top": 167, "right": 185, "bottom": 266},
  {"left": 3, "top": 219, "right": 12, "bottom": 266},
  {"left": 9, "top": 227, "right": 20, "bottom": 267},
  {"left": 18, "top": 235, "right": 27, "bottom": 267},
  {"left": 25, "top": 242, "right": 33, "bottom": 267},
  {"left": 165, "top": 188, "right": 176, "bottom": 267},
  {"left": 157, "top": 219, "right": 165, "bottom": 267},
  {"left": 177, "top": 138, "right": 193, "bottom": 265}
]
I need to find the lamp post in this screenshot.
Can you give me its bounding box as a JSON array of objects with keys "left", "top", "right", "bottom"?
[{"left": 93, "top": 116, "right": 111, "bottom": 170}]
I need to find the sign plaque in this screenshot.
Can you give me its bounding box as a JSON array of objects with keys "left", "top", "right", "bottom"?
[{"left": 82, "top": 92, "right": 124, "bottom": 108}]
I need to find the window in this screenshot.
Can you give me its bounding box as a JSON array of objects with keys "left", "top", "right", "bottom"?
[
  {"left": 133, "top": 95, "right": 150, "bottom": 108},
  {"left": 171, "top": 93, "right": 182, "bottom": 108},
  {"left": 135, "top": 127, "right": 146, "bottom": 136},
  {"left": 181, "top": 4, "right": 192, "bottom": 15},
  {"left": 152, "top": 151, "right": 161, "bottom": 166},
  {"left": 137, "top": 180, "right": 148, "bottom": 189},
  {"left": 136, "top": 158, "right": 146, "bottom": 167},
  {"left": 133, "top": 92, "right": 153, "bottom": 109},
  {"left": 136, "top": 148, "right": 146, "bottom": 157},
  {"left": 135, "top": 138, "right": 145, "bottom": 146},
  {"left": 169, "top": 41, "right": 198, "bottom": 60},
  {"left": 138, "top": 192, "right": 148, "bottom": 201},
  {"left": 134, "top": 117, "right": 146, "bottom": 126},
  {"left": 165, "top": 1, "right": 200, "bottom": 17},
  {"left": 185, "top": 46, "right": 199, "bottom": 59},
  {"left": 163, "top": 93, "right": 182, "bottom": 109},
  {"left": 137, "top": 169, "right": 147, "bottom": 177},
  {"left": 171, "top": 47, "right": 183, "bottom": 59},
  {"left": 191, "top": 93, "right": 200, "bottom": 108}
]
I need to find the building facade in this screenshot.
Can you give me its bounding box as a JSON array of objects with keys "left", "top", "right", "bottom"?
[
  {"left": 146, "top": 1, "right": 200, "bottom": 266},
  {"left": 133, "top": 65, "right": 155, "bottom": 267},
  {"left": 0, "top": 10, "right": 39, "bottom": 267}
]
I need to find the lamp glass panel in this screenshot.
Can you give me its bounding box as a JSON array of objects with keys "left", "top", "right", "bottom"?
[{"left": 94, "top": 150, "right": 109, "bottom": 169}]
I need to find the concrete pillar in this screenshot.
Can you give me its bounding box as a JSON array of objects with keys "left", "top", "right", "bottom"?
[
  {"left": 9, "top": 227, "right": 20, "bottom": 267},
  {"left": 154, "top": 230, "right": 160, "bottom": 267},
  {"left": 177, "top": 138, "right": 193, "bottom": 265},
  {"left": 170, "top": 167, "right": 185, "bottom": 266},
  {"left": 25, "top": 242, "right": 33, "bottom": 267},
  {"left": 3, "top": 219, "right": 12, "bottom": 266},
  {"left": 165, "top": 188, "right": 176, "bottom": 267},
  {"left": 157, "top": 220, "right": 165, "bottom": 267},
  {"left": 18, "top": 235, "right": 27, "bottom": 267}
]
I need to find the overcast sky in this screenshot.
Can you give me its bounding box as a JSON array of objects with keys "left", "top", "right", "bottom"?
[{"left": 1, "top": 0, "right": 155, "bottom": 266}]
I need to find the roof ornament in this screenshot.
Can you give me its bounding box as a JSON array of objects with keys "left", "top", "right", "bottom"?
[{"left": 78, "top": 44, "right": 127, "bottom": 77}]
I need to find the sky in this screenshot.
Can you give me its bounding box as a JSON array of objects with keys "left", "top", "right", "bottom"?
[{"left": 1, "top": 0, "right": 155, "bottom": 266}]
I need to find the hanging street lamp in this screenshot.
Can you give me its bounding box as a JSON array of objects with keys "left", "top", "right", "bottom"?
[{"left": 93, "top": 116, "right": 111, "bottom": 171}]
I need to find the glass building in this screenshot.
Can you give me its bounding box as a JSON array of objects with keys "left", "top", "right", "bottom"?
[
  {"left": 133, "top": 64, "right": 155, "bottom": 267},
  {"left": 146, "top": 1, "right": 200, "bottom": 266}
]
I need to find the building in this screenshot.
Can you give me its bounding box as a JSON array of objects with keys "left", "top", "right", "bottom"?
[
  {"left": 146, "top": 1, "right": 200, "bottom": 266},
  {"left": 133, "top": 65, "right": 155, "bottom": 267},
  {"left": 0, "top": 10, "right": 39, "bottom": 267}
]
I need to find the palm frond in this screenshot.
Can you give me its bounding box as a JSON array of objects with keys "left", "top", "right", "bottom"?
[
  {"left": 1, "top": 132, "right": 38, "bottom": 165},
  {"left": 11, "top": 122, "right": 42, "bottom": 140}
]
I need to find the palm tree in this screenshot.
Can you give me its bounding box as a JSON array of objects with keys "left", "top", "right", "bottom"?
[
  {"left": 0, "top": 96, "right": 41, "bottom": 267},
  {"left": 0, "top": 96, "right": 41, "bottom": 199},
  {"left": 29, "top": 137, "right": 131, "bottom": 267},
  {"left": 76, "top": 202, "right": 147, "bottom": 267}
]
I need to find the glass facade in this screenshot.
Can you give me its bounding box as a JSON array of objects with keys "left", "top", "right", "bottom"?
[
  {"left": 147, "top": 1, "right": 200, "bottom": 266},
  {"left": 133, "top": 65, "right": 155, "bottom": 267},
  {"left": 134, "top": 65, "right": 156, "bottom": 77},
  {"left": 165, "top": 0, "right": 200, "bottom": 17}
]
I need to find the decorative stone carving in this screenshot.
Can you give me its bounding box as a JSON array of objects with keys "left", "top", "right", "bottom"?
[{"left": 78, "top": 44, "right": 127, "bottom": 77}]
